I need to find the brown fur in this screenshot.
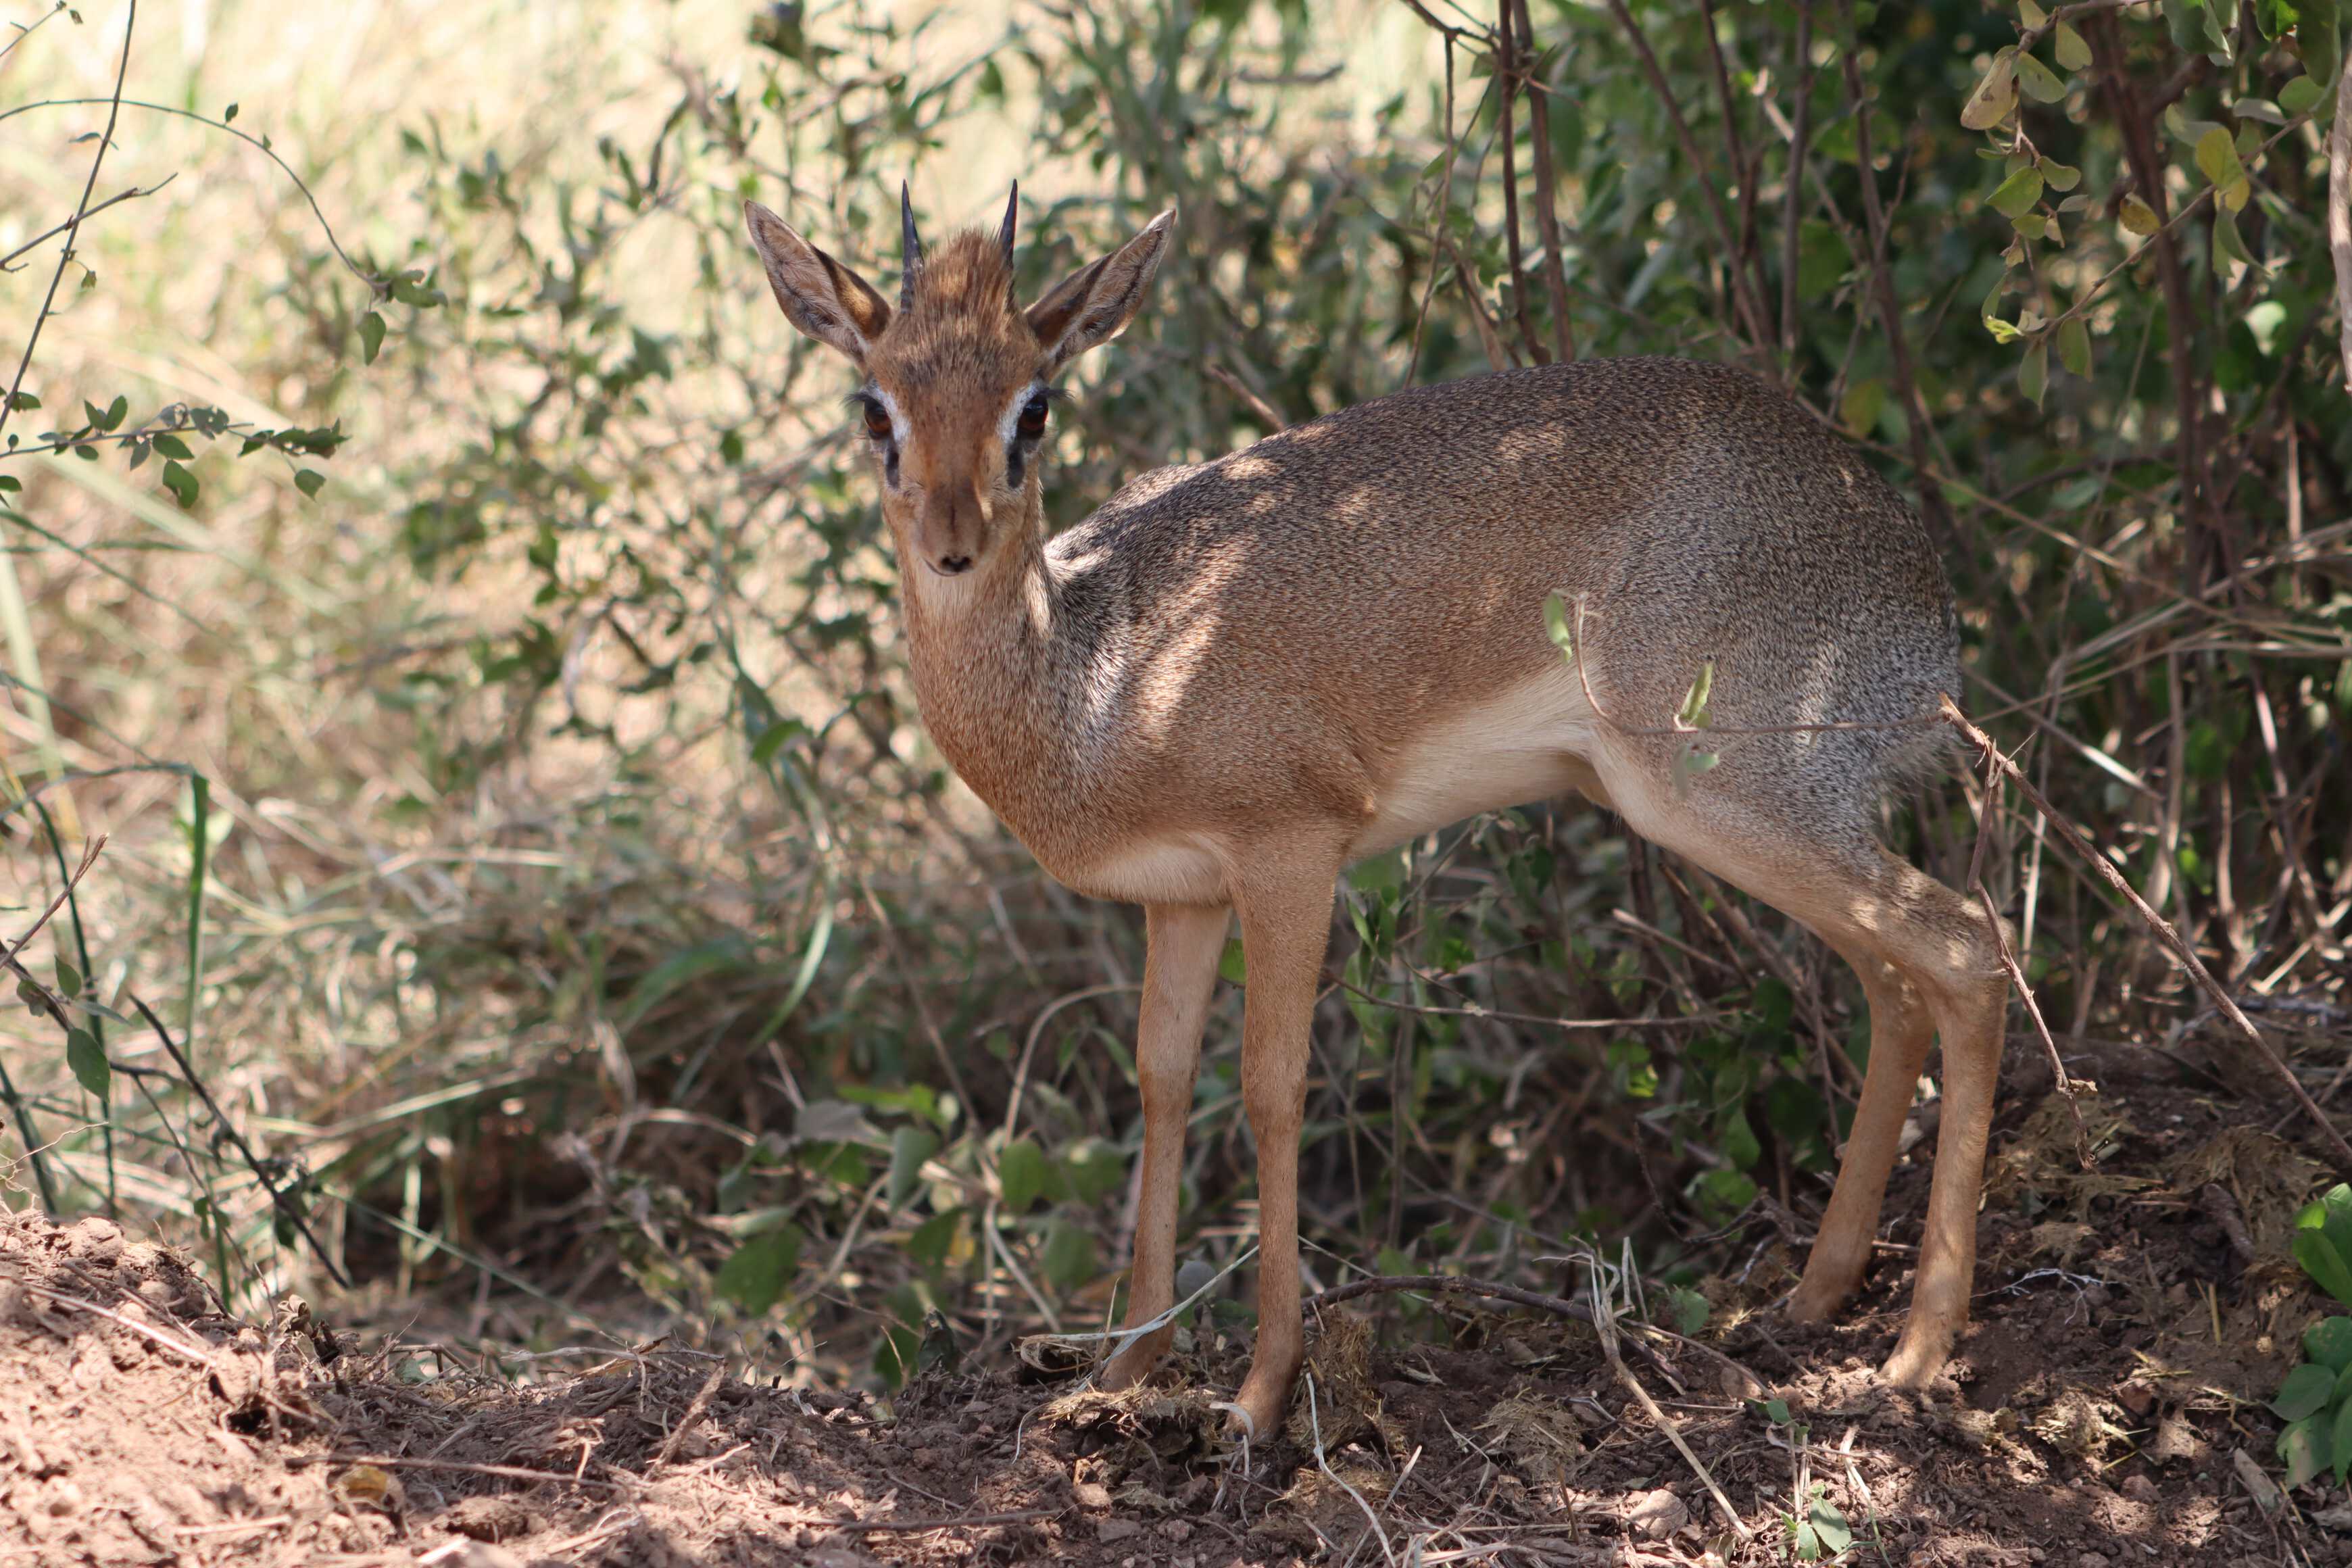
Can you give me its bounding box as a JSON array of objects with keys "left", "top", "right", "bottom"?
[{"left": 743, "top": 197, "right": 2010, "bottom": 1435}]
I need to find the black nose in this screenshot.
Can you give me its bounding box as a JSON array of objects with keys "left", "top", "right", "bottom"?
[{"left": 937, "top": 554, "right": 973, "bottom": 575}]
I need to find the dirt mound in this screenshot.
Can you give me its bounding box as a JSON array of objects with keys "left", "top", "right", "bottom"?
[{"left": 0, "top": 1064, "right": 2330, "bottom": 1568}]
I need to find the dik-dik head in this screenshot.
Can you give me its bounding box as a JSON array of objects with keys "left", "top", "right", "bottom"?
[{"left": 744, "top": 185, "right": 1174, "bottom": 585}]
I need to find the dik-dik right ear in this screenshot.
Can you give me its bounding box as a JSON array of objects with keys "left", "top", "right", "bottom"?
[
  {"left": 743, "top": 201, "right": 892, "bottom": 364},
  {"left": 1026, "top": 207, "right": 1177, "bottom": 375}
]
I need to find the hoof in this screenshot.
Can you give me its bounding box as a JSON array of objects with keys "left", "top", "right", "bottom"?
[
  {"left": 1784, "top": 1267, "right": 1862, "bottom": 1325},
  {"left": 1879, "top": 1330, "right": 1951, "bottom": 1390}
]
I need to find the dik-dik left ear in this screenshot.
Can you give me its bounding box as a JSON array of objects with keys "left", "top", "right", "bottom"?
[
  {"left": 743, "top": 200, "right": 892, "bottom": 364},
  {"left": 1025, "top": 207, "right": 1177, "bottom": 375}
]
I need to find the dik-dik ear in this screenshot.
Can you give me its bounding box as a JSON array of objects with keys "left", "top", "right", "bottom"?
[
  {"left": 1025, "top": 207, "right": 1177, "bottom": 375},
  {"left": 743, "top": 201, "right": 892, "bottom": 364}
]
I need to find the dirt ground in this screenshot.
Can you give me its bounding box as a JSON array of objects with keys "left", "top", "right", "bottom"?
[{"left": 4, "top": 1044, "right": 2349, "bottom": 1567}]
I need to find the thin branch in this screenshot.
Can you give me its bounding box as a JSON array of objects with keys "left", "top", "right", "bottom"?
[
  {"left": 125, "top": 994, "right": 351, "bottom": 1288},
  {"left": 1496, "top": 0, "right": 1546, "bottom": 364},
  {"left": 1940, "top": 697, "right": 2352, "bottom": 1173},
  {"left": 0, "top": 177, "right": 174, "bottom": 272},
  {"left": 1778, "top": 0, "right": 1815, "bottom": 366},
  {"left": 1600, "top": 0, "right": 1769, "bottom": 347},
  {"left": 2331, "top": 57, "right": 2352, "bottom": 392},
  {"left": 0, "top": 98, "right": 385, "bottom": 292},
  {"left": 0, "top": 2, "right": 136, "bottom": 451},
  {"left": 1511, "top": 0, "right": 1575, "bottom": 360},
  {"left": 1838, "top": 0, "right": 1951, "bottom": 544}
]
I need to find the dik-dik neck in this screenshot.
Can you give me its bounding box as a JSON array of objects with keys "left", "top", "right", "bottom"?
[{"left": 899, "top": 529, "right": 1097, "bottom": 843}]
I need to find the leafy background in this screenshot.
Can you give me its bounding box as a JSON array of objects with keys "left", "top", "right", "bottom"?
[{"left": 2, "top": 0, "right": 2347, "bottom": 1415}]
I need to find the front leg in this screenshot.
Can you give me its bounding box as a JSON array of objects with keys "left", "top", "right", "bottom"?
[
  {"left": 1100, "top": 902, "right": 1229, "bottom": 1392},
  {"left": 1225, "top": 862, "right": 1338, "bottom": 1440}
]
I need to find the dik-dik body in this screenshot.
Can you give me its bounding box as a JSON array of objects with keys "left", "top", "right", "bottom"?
[{"left": 743, "top": 190, "right": 2007, "bottom": 1437}]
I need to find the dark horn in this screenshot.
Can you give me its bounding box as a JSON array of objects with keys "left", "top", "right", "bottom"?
[
  {"left": 900, "top": 181, "right": 925, "bottom": 310},
  {"left": 998, "top": 181, "right": 1019, "bottom": 271}
]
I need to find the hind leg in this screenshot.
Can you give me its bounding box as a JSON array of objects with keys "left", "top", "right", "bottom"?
[
  {"left": 1590, "top": 758, "right": 2006, "bottom": 1384},
  {"left": 1786, "top": 948, "right": 1934, "bottom": 1321}
]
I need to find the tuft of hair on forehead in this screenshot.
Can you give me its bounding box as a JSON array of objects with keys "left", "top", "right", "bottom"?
[{"left": 900, "top": 229, "right": 1019, "bottom": 325}]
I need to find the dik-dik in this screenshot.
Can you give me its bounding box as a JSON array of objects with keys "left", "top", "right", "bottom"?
[{"left": 743, "top": 189, "right": 2007, "bottom": 1438}]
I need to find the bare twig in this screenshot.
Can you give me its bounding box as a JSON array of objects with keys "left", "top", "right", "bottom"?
[
  {"left": 0, "top": 177, "right": 174, "bottom": 272},
  {"left": 0, "top": 2, "right": 134, "bottom": 449},
  {"left": 823, "top": 1508, "right": 1056, "bottom": 1534},
  {"left": 1303, "top": 1271, "right": 1677, "bottom": 1379},
  {"left": 1511, "top": 0, "right": 1575, "bottom": 360},
  {"left": 1495, "top": 0, "right": 1546, "bottom": 365},
  {"left": 651, "top": 1362, "right": 727, "bottom": 1469},
  {"left": 1940, "top": 697, "right": 2352, "bottom": 1173},
  {"left": 1778, "top": 0, "right": 1814, "bottom": 368},
  {"left": 2330, "top": 60, "right": 2352, "bottom": 392},
  {"left": 125, "top": 994, "right": 351, "bottom": 1287},
  {"left": 1204, "top": 363, "right": 1288, "bottom": 432},
  {"left": 1838, "top": 0, "right": 1950, "bottom": 543},
  {"left": 1600, "top": 0, "right": 1769, "bottom": 347}
]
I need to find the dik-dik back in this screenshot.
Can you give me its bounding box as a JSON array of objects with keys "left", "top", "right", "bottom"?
[
  {"left": 745, "top": 191, "right": 2008, "bottom": 1438},
  {"left": 1052, "top": 356, "right": 1960, "bottom": 845}
]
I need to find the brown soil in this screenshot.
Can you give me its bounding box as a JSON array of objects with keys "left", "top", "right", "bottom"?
[{"left": 3, "top": 1054, "right": 2345, "bottom": 1567}]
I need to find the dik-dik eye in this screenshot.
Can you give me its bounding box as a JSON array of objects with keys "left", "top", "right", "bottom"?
[
  {"left": 861, "top": 400, "right": 893, "bottom": 442},
  {"left": 1015, "top": 391, "right": 1050, "bottom": 441}
]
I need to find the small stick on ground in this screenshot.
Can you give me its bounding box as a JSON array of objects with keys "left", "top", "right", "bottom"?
[
  {"left": 822, "top": 1508, "right": 1057, "bottom": 1534},
  {"left": 652, "top": 1361, "right": 727, "bottom": 1470}
]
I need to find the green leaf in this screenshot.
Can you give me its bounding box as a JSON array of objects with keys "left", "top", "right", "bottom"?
[
  {"left": 1759, "top": 1397, "right": 1793, "bottom": 1425},
  {"left": 1542, "top": 589, "right": 1575, "bottom": 662},
  {"left": 2280, "top": 75, "right": 2326, "bottom": 116},
  {"left": 2119, "top": 194, "right": 2161, "bottom": 235},
  {"left": 2164, "top": 0, "right": 2212, "bottom": 51},
  {"left": 2308, "top": 1316, "right": 2352, "bottom": 1370},
  {"left": 1807, "top": 1496, "right": 1854, "bottom": 1556},
  {"left": 150, "top": 433, "right": 192, "bottom": 460},
  {"left": 2277, "top": 1361, "right": 2338, "bottom": 1420},
  {"left": 2213, "top": 207, "right": 2257, "bottom": 268},
  {"left": 2257, "top": 0, "right": 2300, "bottom": 40},
  {"left": 160, "top": 460, "right": 197, "bottom": 508},
  {"left": 223, "top": 101, "right": 238, "bottom": 123},
  {"left": 2195, "top": 124, "right": 2247, "bottom": 192},
  {"left": 1676, "top": 661, "right": 1715, "bottom": 729},
  {"left": 1990, "top": 167, "right": 2044, "bottom": 218},
  {"left": 1041, "top": 1217, "right": 1097, "bottom": 1292},
  {"left": 1839, "top": 377, "right": 1886, "bottom": 437},
  {"left": 66, "top": 1027, "right": 108, "bottom": 1100},
  {"left": 2015, "top": 51, "right": 2067, "bottom": 102},
  {"left": 54, "top": 960, "right": 81, "bottom": 999},
  {"left": 2057, "top": 317, "right": 2091, "bottom": 376},
  {"left": 2282, "top": 1411, "right": 2332, "bottom": 1489},
  {"left": 358, "top": 311, "right": 386, "bottom": 366},
  {"left": 2333, "top": 1394, "right": 2352, "bottom": 1486},
  {"left": 1219, "top": 937, "right": 1246, "bottom": 985},
  {"left": 2019, "top": 340, "right": 2049, "bottom": 406},
  {"left": 2019, "top": 0, "right": 2048, "bottom": 28},
  {"left": 998, "top": 1137, "right": 1052, "bottom": 1215},
  {"left": 293, "top": 468, "right": 325, "bottom": 499},
  {"left": 888, "top": 1125, "right": 939, "bottom": 1207},
  {"left": 2055, "top": 20, "right": 2092, "bottom": 69},
  {"left": 908, "top": 1208, "right": 962, "bottom": 1270},
  {"left": 100, "top": 395, "right": 126, "bottom": 431},
  {"left": 714, "top": 1225, "right": 802, "bottom": 1315},
  {"left": 2040, "top": 159, "right": 2080, "bottom": 191},
  {"left": 1961, "top": 49, "right": 2019, "bottom": 130},
  {"left": 2299, "top": 1227, "right": 2352, "bottom": 1308}
]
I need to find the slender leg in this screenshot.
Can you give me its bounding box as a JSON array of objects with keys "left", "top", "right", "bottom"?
[
  {"left": 1100, "top": 902, "right": 1229, "bottom": 1392},
  {"left": 1219, "top": 864, "right": 1338, "bottom": 1438},
  {"left": 1882, "top": 956, "right": 2007, "bottom": 1385},
  {"left": 1786, "top": 951, "right": 1934, "bottom": 1321}
]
